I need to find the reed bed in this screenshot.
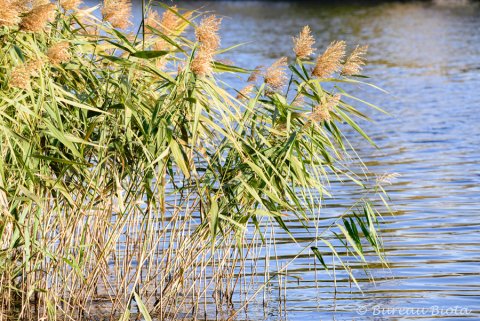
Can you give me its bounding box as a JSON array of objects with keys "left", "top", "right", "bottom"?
[{"left": 0, "top": 1, "right": 391, "bottom": 320}]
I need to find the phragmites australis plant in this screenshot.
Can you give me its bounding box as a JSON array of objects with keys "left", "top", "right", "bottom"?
[{"left": 0, "top": 1, "right": 391, "bottom": 320}]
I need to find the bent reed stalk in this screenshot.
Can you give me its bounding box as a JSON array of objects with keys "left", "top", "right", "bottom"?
[{"left": 0, "top": 1, "right": 393, "bottom": 320}]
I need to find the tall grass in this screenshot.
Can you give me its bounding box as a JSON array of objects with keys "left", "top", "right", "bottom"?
[{"left": 0, "top": 1, "right": 391, "bottom": 320}]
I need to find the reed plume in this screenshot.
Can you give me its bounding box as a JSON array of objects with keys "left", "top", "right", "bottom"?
[
  {"left": 147, "top": 6, "right": 183, "bottom": 52},
  {"left": 102, "top": 0, "right": 131, "bottom": 29},
  {"left": 145, "top": 8, "right": 160, "bottom": 30},
  {"left": 196, "top": 15, "right": 222, "bottom": 51},
  {"left": 47, "top": 42, "right": 71, "bottom": 64},
  {"left": 376, "top": 172, "right": 400, "bottom": 186},
  {"left": 264, "top": 57, "right": 288, "bottom": 92},
  {"left": 32, "top": 0, "right": 51, "bottom": 5},
  {"left": 0, "top": 0, "right": 21, "bottom": 27},
  {"left": 191, "top": 15, "right": 222, "bottom": 76},
  {"left": 310, "top": 94, "right": 341, "bottom": 122},
  {"left": 292, "top": 94, "right": 305, "bottom": 107},
  {"left": 312, "top": 40, "right": 346, "bottom": 78},
  {"left": 10, "top": 0, "right": 30, "bottom": 13},
  {"left": 293, "top": 26, "right": 316, "bottom": 59},
  {"left": 19, "top": 3, "right": 56, "bottom": 32},
  {"left": 159, "top": 6, "right": 179, "bottom": 34},
  {"left": 236, "top": 84, "right": 255, "bottom": 100},
  {"left": 60, "top": 0, "right": 82, "bottom": 10},
  {"left": 247, "top": 66, "right": 263, "bottom": 83},
  {"left": 191, "top": 49, "right": 214, "bottom": 76},
  {"left": 341, "top": 45, "right": 368, "bottom": 76},
  {"left": 10, "top": 59, "right": 44, "bottom": 89}
]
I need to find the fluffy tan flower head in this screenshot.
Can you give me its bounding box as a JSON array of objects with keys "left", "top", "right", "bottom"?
[
  {"left": 341, "top": 45, "right": 368, "bottom": 76},
  {"left": 312, "top": 40, "right": 346, "bottom": 78},
  {"left": 48, "top": 42, "right": 71, "bottom": 64},
  {"left": 292, "top": 94, "right": 305, "bottom": 107},
  {"left": 156, "top": 6, "right": 180, "bottom": 34},
  {"left": 310, "top": 94, "right": 341, "bottom": 122},
  {"left": 145, "top": 8, "right": 160, "bottom": 30},
  {"left": 60, "top": 0, "right": 82, "bottom": 10},
  {"left": 0, "top": 0, "right": 21, "bottom": 27},
  {"left": 264, "top": 57, "right": 288, "bottom": 92},
  {"left": 196, "top": 15, "right": 222, "bottom": 51},
  {"left": 20, "top": 3, "right": 56, "bottom": 33},
  {"left": 102, "top": 0, "right": 131, "bottom": 29},
  {"left": 32, "top": 0, "right": 51, "bottom": 5},
  {"left": 191, "top": 15, "right": 222, "bottom": 77},
  {"left": 10, "top": 59, "right": 44, "bottom": 89},
  {"left": 236, "top": 84, "right": 255, "bottom": 100},
  {"left": 191, "top": 48, "right": 214, "bottom": 77},
  {"left": 247, "top": 65, "right": 263, "bottom": 83},
  {"left": 293, "top": 26, "right": 316, "bottom": 59},
  {"left": 147, "top": 6, "right": 183, "bottom": 52}
]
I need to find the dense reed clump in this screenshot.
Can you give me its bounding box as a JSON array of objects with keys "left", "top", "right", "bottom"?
[{"left": 0, "top": 1, "right": 391, "bottom": 320}]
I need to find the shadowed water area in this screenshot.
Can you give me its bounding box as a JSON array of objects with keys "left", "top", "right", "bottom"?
[{"left": 86, "top": 1, "right": 480, "bottom": 319}]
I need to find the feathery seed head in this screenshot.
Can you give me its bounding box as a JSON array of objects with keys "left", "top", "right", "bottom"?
[
  {"left": 145, "top": 8, "right": 160, "bottom": 30},
  {"left": 196, "top": 15, "right": 222, "bottom": 52},
  {"left": 159, "top": 6, "right": 180, "bottom": 34},
  {"left": 237, "top": 84, "right": 255, "bottom": 100},
  {"left": 47, "top": 42, "right": 71, "bottom": 64},
  {"left": 153, "top": 38, "right": 168, "bottom": 51},
  {"left": 10, "top": 59, "right": 44, "bottom": 89},
  {"left": 33, "top": 0, "right": 51, "bottom": 5},
  {"left": 191, "top": 47, "right": 214, "bottom": 77},
  {"left": 292, "top": 94, "right": 305, "bottom": 107},
  {"left": 20, "top": 3, "right": 56, "bottom": 33},
  {"left": 310, "top": 94, "right": 341, "bottom": 122},
  {"left": 10, "top": 67, "right": 30, "bottom": 89},
  {"left": 0, "top": 0, "right": 21, "bottom": 27},
  {"left": 341, "top": 45, "right": 368, "bottom": 76},
  {"left": 376, "top": 172, "right": 400, "bottom": 186},
  {"left": 321, "top": 93, "right": 341, "bottom": 111},
  {"left": 264, "top": 57, "right": 288, "bottom": 92},
  {"left": 312, "top": 40, "right": 346, "bottom": 78},
  {"left": 146, "top": 6, "right": 180, "bottom": 34},
  {"left": 60, "top": 0, "right": 82, "bottom": 10},
  {"left": 311, "top": 105, "right": 331, "bottom": 122},
  {"left": 247, "top": 65, "right": 263, "bottom": 83},
  {"left": 11, "top": 0, "right": 30, "bottom": 13},
  {"left": 102, "top": 0, "right": 131, "bottom": 29},
  {"left": 191, "top": 14, "right": 222, "bottom": 77},
  {"left": 293, "top": 25, "right": 316, "bottom": 59}
]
